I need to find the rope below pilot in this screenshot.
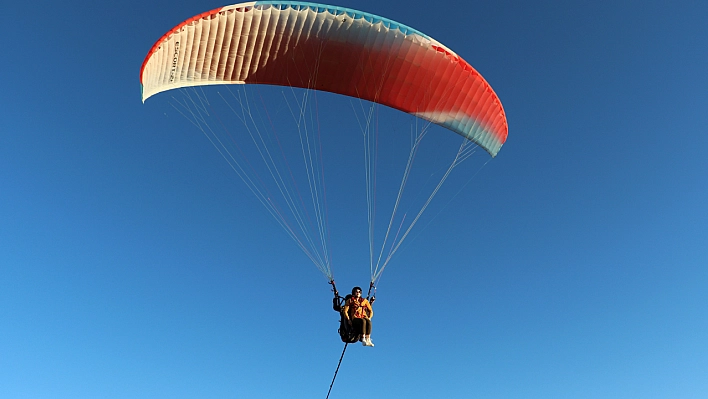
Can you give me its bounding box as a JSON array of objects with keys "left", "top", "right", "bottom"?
[{"left": 342, "top": 286, "right": 374, "bottom": 346}]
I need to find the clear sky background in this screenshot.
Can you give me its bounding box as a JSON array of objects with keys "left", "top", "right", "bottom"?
[{"left": 2, "top": 1, "right": 707, "bottom": 398}]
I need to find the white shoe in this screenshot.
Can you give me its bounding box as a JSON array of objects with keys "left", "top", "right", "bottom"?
[
  {"left": 366, "top": 338, "right": 374, "bottom": 347},
  {"left": 362, "top": 340, "right": 368, "bottom": 346}
]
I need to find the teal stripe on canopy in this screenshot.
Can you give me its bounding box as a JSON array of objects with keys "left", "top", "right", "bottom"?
[{"left": 253, "top": 1, "right": 430, "bottom": 37}]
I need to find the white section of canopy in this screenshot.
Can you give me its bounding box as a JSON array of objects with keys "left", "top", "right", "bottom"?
[{"left": 141, "top": 3, "right": 434, "bottom": 102}]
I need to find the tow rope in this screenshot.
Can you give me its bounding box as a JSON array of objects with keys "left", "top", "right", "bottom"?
[{"left": 325, "top": 342, "right": 349, "bottom": 399}]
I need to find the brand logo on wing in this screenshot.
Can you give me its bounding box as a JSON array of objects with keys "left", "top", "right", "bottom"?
[{"left": 169, "top": 41, "right": 180, "bottom": 83}]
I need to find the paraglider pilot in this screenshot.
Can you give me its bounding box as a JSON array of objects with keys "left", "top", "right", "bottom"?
[{"left": 343, "top": 286, "right": 374, "bottom": 346}]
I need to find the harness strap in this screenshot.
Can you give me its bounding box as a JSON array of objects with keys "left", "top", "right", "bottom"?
[{"left": 366, "top": 281, "right": 376, "bottom": 302}]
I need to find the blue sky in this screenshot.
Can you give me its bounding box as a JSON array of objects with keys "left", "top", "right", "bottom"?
[{"left": 2, "top": 1, "right": 707, "bottom": 398}]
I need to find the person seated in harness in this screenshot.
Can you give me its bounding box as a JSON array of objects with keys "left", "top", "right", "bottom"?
[{"left": 343, "top": 286, "right": 374, "bottom": 346}]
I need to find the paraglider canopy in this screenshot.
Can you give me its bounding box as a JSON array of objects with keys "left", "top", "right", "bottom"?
[{"left": 140, "top": 1, "right": 508, "bottom": 157}]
